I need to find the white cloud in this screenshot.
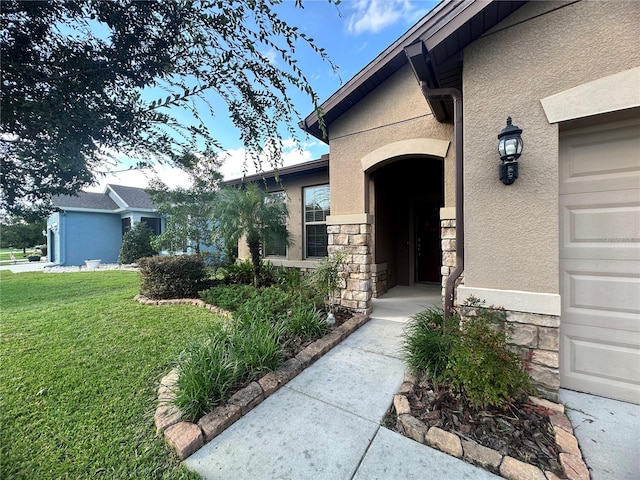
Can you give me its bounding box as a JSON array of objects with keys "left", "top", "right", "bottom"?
[
  {"left": 86, "top": 163, "right": 191, "bottom": 192},
  {"left": 219, "top": 139, "right": 319, "bottom": 180},
  {"left": 85, "top": 139, "right": 322, "bottom": 192},
  {"left": 346, "top": 0, "right": 416, "bottom": 35}
]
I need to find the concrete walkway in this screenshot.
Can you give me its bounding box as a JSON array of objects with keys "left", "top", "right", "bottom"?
[
  {"left": 559, "top": 389, "right": 640, "bottom": 479},
  {"left": 185, "top": 285, "right": 500, "bottom": 479}
]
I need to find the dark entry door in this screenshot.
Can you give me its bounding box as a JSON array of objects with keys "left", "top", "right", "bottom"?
[{"left": 415, "top": 202, "right": 440, "bottom": 283}]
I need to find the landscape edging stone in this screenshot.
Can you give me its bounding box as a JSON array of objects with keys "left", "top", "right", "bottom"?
[
  {"left": 136, "top": 294, "right": 369, "bottom": 460},
  {"left": 392, "top": 373, "right": 591, "bottom": 480}
]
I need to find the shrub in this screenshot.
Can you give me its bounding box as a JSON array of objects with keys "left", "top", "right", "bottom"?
[
  {"left": 173, "top": 317, "right": 283, "bottom": 421},
  {"left": 231, "top": 318, "right": 283, "bottom": 380},
  {"left": 199, "top": 284, "right": 257, "bottom": 311},
  {"left": 445, "top": 300, "right": 534, "bottom": 408},
  {"left": 401, "top": 299, "right": 535, "bottom": 409},
  {"left": 305, "top": 250, "right": 348, "bottom": 312},
  {"left": 173, "top": 326, "right": 242, "bottom": 421},
  {"left": 402, "top": 307, "right": 458, "bottom": 379},
  {"left": 234, "top": 286, "right": 296, "bottom": 324},
  {"left": 39, "top": 245, "right": 47, "bottom": 257},
  {"left": 284, "top": 305, "right": 328, "bottom": 341},
  {"left": 118, "top": 222, "right": 157, "bottom": 264},
  {"left": 138, "top": 255, "right": 211, "bottom": 299},
  {"left": 224, "top": 258, "right": 254, "bottom": 284}
]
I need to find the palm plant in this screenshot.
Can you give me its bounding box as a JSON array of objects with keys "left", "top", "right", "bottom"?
[{"left": 214, "top": 183, "right": 289, "bottom": 288}]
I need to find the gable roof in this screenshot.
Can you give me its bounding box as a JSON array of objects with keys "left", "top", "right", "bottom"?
[
  {"left": 53, "top": 191, "right": 119, "bottom": 211},
  {"left": 300, "top": 0, "right": 526, "bottom": 141},
  {"left": 107, "top": 184, "right": 155, "bottom": 210},
  {"left": 52, "top": 184, "right": 156, "bottom": 212}
]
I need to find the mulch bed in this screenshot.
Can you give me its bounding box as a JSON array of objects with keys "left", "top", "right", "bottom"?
[{"left": 385, "top": 375, "right": 564, "bottom": 476}]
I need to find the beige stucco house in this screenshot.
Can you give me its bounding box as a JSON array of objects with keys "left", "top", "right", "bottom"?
[{"left": 233, "top": 0, "right": 640, "bottom": 404}]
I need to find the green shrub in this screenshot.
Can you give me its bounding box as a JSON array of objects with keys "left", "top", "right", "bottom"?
[
  {"left": 118, "top": 222, "right": 157, "bottom": 264},
  {"left": 402, "top": 307, "right": 458, "bottom": 378},
  {"left": 401, "top": 299, "right": 535, "bottom": 409},
  {"left": 284, "top": 305, "right": 328, "bottom": 341},
  {"left": 173, "top": 317, "right": 283, "bottom": 421},
  {"left": 39, "top": 245, "right": 47, "bottom": 257},
  {"left": 138, "top": 255, "right": 211, "bottom": 299},
  {"left": 173, "top": 327, "right": 242, "bottom": 421},
  {"left": 445, "top": 299, "right": 534, "bottom": 408},
  {"left": 225, "top": 258, "right": 254, "bottom": 284},
  {"left": 275, "top": 266, "right": 302, "bottom": 291},
  {"left": 305, "top": 250, "right": 348, "bottom": 312},
  {"left": 234, "top": 286, "right": 296, "bottom": 324},
  {"left": 231, "top": 318, "right": 283, "bottom": 380},
  {"left": 199, "top": 284, "right": 257, "bottom": 311}
]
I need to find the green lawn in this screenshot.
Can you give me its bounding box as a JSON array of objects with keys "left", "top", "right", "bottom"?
[{"left": 0, "top": 270, "right": 219, "bottom": 479}]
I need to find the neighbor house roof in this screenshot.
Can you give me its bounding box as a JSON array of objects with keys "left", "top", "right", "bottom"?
[
  {"left": 52, "top": 191, "right": 119, "bottom": 211},
  {"left": 52, "top": 184, "right": 156, "bottom": 213},
  {"left": 300, "top": 0, "right": 526, "bottom": 141},
  {"left": 107, "top": 184, "right": 156, "bottom": 210}
]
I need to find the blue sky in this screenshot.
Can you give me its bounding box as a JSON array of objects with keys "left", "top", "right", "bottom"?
[{"left": 93, "top": 0, "right": 440, "bottom": 190}]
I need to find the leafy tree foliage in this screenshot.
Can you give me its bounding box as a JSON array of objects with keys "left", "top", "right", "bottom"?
[
  {"left": 1, "top": 0, "right": 335, "bottom": 215},
  {"left": 147, "top": 154, "right": 222, "bottom": 255},
  {"left": 214, "top": 183, "right": 289, "bottom": 287},
  {"left": 118, "top": 221, "right": 157, "bottom": 264},
  {"left": 0, "top": 218, "right": 46, "bottom": 253}
]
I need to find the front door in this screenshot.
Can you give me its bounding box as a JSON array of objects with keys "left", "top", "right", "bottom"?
[{"left": 415, "top": 202, "right": 441, "bottom": 283}]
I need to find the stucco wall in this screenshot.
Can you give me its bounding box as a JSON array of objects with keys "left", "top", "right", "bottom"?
[
  {"left": 61, "top": 211, "right": 123, "bottom": 265},
  {"left": 328, "top": 64, "right": 455, "bottom": 215},
  {"left": 462, "top": 0, "right": 640, "bottom": 294},
  {"left": 237, "top": 168, "right": 330, "bottom": 265}
]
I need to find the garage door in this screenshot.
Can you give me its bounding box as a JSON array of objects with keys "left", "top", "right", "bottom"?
[{"left": 559, "top": 118, "right": 640, "bottom": 404}]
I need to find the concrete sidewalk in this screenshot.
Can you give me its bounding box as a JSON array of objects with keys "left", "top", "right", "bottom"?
[
  {"left": 185, "top": 286, "right": 500, "bottom": 479},
  {"left": 185, "top": 285, "right": 639, "bottom": 479}
]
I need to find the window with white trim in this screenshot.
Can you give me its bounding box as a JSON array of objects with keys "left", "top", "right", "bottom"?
[
  {"left": 264, "top": 191, "right": 287, "bottom": 257},
  {"left": 304, "top": 185, "right": 330, "bottom": 258}
]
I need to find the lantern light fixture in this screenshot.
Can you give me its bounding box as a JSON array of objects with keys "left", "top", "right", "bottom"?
[{"left": 497, "top": 117, "right": 523, "bottom": 185}]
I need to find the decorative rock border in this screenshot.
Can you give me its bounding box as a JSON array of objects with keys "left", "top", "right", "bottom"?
[
  {"left": 393, "top": 373, "right": 590, "bottom": 480},
  {"left": 135, "top": 294, "right": 369, "bottom": 460}
]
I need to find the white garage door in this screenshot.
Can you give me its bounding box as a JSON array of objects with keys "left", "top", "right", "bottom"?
[{"left": 559, "top": 118, "right": 640, "bottom": 404}]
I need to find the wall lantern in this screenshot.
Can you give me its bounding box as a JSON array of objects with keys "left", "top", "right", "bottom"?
[{"left": 497, "top": 116, "right": 523, "bottom": 185}]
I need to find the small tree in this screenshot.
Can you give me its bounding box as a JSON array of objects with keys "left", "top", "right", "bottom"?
[
  {"left": 119, "top": 222, "right": 157, "bottom": 264},
  {"left": 308, "top": 250, "right": 348, "bottom": 314},
  {"left": 147, "top": 154, "right": 222, "bottom": 255},
  {"left": 214, "top": 184, "right": 289, "bottom": 288}
]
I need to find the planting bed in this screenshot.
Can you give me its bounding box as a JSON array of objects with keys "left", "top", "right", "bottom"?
[{"left": 135, "top": 294, "right": 365, "bottom": 460}]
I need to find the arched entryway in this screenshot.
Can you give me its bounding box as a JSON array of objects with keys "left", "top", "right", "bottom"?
[{"left": 369, "top": 156, "right": 444, "bottom": 290}]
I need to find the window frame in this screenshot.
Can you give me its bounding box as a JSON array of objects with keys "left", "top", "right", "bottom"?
[
  {"left": 263, "top": 191, "right": 288, "bottom": 258},
  {"left": 303, "top": 184, "right": 330, "bottom": 258}
]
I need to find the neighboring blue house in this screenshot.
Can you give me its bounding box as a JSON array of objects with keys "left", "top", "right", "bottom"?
[{"left": 47, "top": 184, "right": 163, "bottom": 266}]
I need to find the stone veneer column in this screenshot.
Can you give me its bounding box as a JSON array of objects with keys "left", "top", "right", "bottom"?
[
  {"left": 440, "top": 208, "right": 462, "bottom": 307},
  {"left": 327, "top": 223, "right": 372, "bottom": 315},
  {"left": 371, "top": 263, "right": 388, "bottom": 298}
]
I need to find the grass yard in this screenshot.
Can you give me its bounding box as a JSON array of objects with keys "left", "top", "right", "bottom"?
[{"left": 0, "top": 270, "right": 220, "bottom": 479}]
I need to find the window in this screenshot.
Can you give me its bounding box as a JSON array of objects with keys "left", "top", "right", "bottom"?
[
  {"left": 141, "top": 217, "right": 162, "bottom": 235},
  {"left": 264, "top": 191, "right": 287, "bottom": 257},
  {"left": 121, "top": 217, "right": 131, "bottom": 236},
  {"left": 304, "top": 185, "right": 330, "bottom": 258}
]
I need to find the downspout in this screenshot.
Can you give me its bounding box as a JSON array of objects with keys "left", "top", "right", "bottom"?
[{"left": 416, "top": 83, "right": 464, "bottom": 318}]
